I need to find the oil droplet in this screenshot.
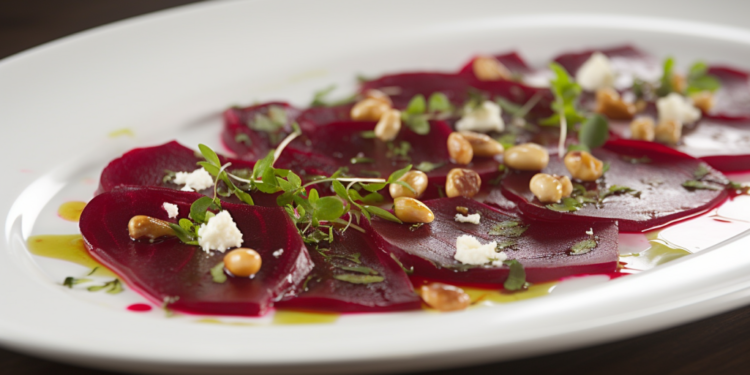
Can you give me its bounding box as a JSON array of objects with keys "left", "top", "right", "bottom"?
[
  {"left": 273, "top": 310, "right": 339, "bottom": 325},
  {"left": 27, "top": 234, "right": 114, "bottom": 277},
  {"left": 127, "top": 303, "right": 152, "bottom": 312},
  {"left": 462, "top": 282, "right": 557, "bottom": 306},
  {"left": 58, "top": 201, "right": 87, "bottom": 222},
  {"left": 619, "top": 240, "right": 690, "bottom": 272},
  {"left": 108, "top": 128, "right": 135, "bottom": 138},
  {"left": 195, "top": 318, "right": 257, "bottom": 326}
]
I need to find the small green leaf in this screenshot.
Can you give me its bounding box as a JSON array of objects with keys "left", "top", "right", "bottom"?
[
  {"left": 308, "top": 189, "right": 319, "bottom": 205},
  {"left": 210, "top": 262, "right": 227, "bottom": 283},
  {"left": 364, "top": 205, "right": 402, "bottom": 224},
  {"left": 390, "top": 253, "right": 414, "bottom": 275},
  {"left": 387, "top": 164, "right": 412, "bottom": 183},
  {"left": 63, "top": 277, "right": 91, "bottom": 288},
  {"left": 571, "top": 239, "right": 598, "bottom": 255},
  {"left": 332, "top": 180, "right": 349, "bottom": 201},
  {"left": 406, "top": 116, "right": 430, "bottom": 135},
  {"left": 488, "top": 221, "right": 528, "bottom": 237},
  {"left": 337, "top": 265, "right": 379, "bottom": 275},
  {"left": 190, "top": 196, "right": 216, "bottom": 224},
  {"left": 360, "top": 130, "right": 376, "bottom": 139},
  {"left": 233, "top": 188, "right": 255, "bottom": 205},
  {"left": 198, "top": 144, "right": 221, "bottom": 167},
  {"left": 567, "top": 143, "right": 590, "bottom": 152},
  {"left": 252, "top": 150, "right": 275, "bottom": 180},
  {"left": 234, "top": 133, "right": 252, "bottom": 146},
  {"left": 428, "top": 92, "right": 451, "bottom": 113},
  {"left": 502, "top": 260, "right": 527, "bottom": 291},
  {"left": 656, "top": 57, "right": 675, "bottom": 96},
  {"left": 496, "top": 239, "right": 517, "bottom": 251},
  {"left": 333, "top": 274, "right": 384, "bottom": 284},
  {"left": 405, "top": 94, "right": 426, "bottom": 114},
  {"left": 546, "top": 197, "right": 583, "bottom": 212},
  {"left": 314, "top": 196, "right": 345, "bottom": 221},
  {"left": 694, "top": 164, "right": 711, "bottom": 180},
  {"left": 682, "top": 180, "right": 721, "bottom": 191},
  {"left": 578, "top": 114, "right": 609, "bottom": 150},
  {"left": 414, "top": 161, "right": 445, "bottom": 172}
]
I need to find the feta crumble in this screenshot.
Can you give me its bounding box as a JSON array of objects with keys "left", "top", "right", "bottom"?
[
  {"left": 455, "top": 100, "right": 504, "bottom": 133},
  {"left": 576, "top": 52, "right": 615, "bottom": 91},
  {"left": 173, "top": 168, "right": 214, "bottom": 192},
  {"left": 272, "top": 249, "right": 284, "bottom": 258},
  {"left": 585, "top": 228, "right": 594, "bottom": 236},
  {"left": 162, "top": 202, "right": 179, "bottom": 219},
  {"left": 454, "top": 235, "right": 507, "bottom": 266},
  {"left": 657, "top": 92, "right": 701, "bottom": 124},
  {"left": 197, "top": 210, "right": 243, "bottom": 253},
  {"left": 454, "top": 213, "right": 481, "bottom": 224}
]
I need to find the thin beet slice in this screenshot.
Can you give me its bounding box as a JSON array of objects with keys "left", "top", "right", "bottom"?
[
  {"left": 275, "top": 120, "right": 501, "bottom": 200},
  {"left": 276, "top": 219, "right": 421, "bottom": 313},
  {"left": 97, "top": 141, "right": 278, "bottom": 207},
  {"left": 707, "top": 66, "right": 750, "bottom": 121},
  {"left": 370, "top": 197, "right": 619, "bottom": 286},
  {"left": 80, "top": 186, "right": 313, "bottom": 317},
  {"left": 360, "top": 72, "right": 472, "bottom": 109},
  {"left": 553, "top": 45, "right": 657, "bottom": 82},
  {"left": 500, "top": 139, "right": 729, "bottom": 232},
  {"left": 222, "top": 102, "right": 301, "bottom": 161},
  {"left": 457, "top": 51, "right": 534, "bottom": 77},
  {"left": 295, "top": 104, "right": 353, "bottom": 131}
]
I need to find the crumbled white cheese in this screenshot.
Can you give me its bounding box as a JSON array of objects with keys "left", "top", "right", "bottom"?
[
  {"left": 455, "top": 100, "right": 504, "bottom": 133},
  {"left": 272, "top": 249, "right": 284, "bottom": 258},
  {"left": 454, "top": 235, "right": 506, "bottom": 265},
  {"left": 586, "top": 228, "right": 594, "bottom": 236},
  {"left": 657, "top": 93, "right": 701, "bottom": 124},
  {"left": 197, "top": 210, "right": 243, "bottom": 253},
  {"left": 576, "top": 52, "right": 615, "bottom": 91},
  {"left": 173, "top": 168, "right": 214, "bottom": 192},
  {"left": 455, "top": 213, "right": 481, "bottom": 224},
  {"left": 162, "top": 202, "right": 179, "bottom": 219}
]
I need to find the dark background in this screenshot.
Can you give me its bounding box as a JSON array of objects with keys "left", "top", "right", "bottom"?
[{"left": 2, "top": 1, "right": 750, "bottom": 374}]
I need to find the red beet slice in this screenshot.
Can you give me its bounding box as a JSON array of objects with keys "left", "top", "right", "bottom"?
[
  {"left": 500, "top": 139, "right": 729, "bottom": 232},
  {"left": 221, "top": 102, "right": 301, "bottom": 161},
  {"left": 274, "top": 120, "right": 502, "bottom": 200},
  {"left": 370, "top": 197, "right": 619, "bottom": 286},
  {"left": 97, "top": 141, "right": 278, "bottom": 207},
  {"left": 360, "top": 72, "right": 472, "bottom": 109},
  {"left": 79, "top": 186, "right": 313, "bottom": 316},
  {"left": 707, "top": 66, "right": 750, "bottom": 121},
  {"left": 457, "top": 51, "right": 534, "bottom": 77},
  {"left": 553, "top": 45, "right": 654, "bottom": 79},
  {"left": 276, "top": 219, "right": 421, "bottom": 312}
]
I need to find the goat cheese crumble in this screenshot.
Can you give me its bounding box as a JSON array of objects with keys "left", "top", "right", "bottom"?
[
  {"left": 456, "top": 100, "right": 504, "bottom": 133},
  {"left": 454, "top": 213, "right": 481, "bottom": 224},
  {"left": 272, "top": 249, "right": 284, "bottom": 258},
  {"left": 454, "top": 235, "right": 507, "bottom": 266},
  {"left": 173, "top": 168, "right": 214, "bottom": 192},
  {"left": 162, "top": 202, "right": 179, "bottom": 219},
  {"left": 576, "top": 52, "right": 615, "bottom": 91},
  {"left": 657, "top": 92, "right": 701, "bottom": 124},
  {"left": 197, "top": 210, "right": 243, "bottom": 253}
]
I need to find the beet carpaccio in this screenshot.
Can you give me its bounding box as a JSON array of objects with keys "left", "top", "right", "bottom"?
[{"left": 78, "top": 45, "right": 748, "bottom": 316}]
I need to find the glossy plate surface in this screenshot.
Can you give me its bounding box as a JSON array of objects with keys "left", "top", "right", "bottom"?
[{"left": 2, "top": 0, "right": 750, "bottom": 373}]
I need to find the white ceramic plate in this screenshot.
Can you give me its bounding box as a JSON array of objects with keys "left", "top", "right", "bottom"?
[{"left": 3, "top": 0, "right": 750, "bottom": 373}]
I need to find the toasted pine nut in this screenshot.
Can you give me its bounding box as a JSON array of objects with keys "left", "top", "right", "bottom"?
[
  {"left": 224, "top": 248, "right": 262, "bottom": 277},
  {"left": 374, "top": 109, "right": 402, "bottom": 141},
  {"left": 556, "top": 175, "right": 573, "bottom": 197},
  {"left": 364, "top": 89, "right": 393, "bottom": 106},
  {"left": 690, "top": 91, "right": 715, "bottom": 113},
  {"left": 350, "top": 98, "right": 391, "bottom": 121},
  {"left": 472, "top": 56, "right": 512, "bottom": 81},
  {"left": 655, "top": 119, "right": 683, "bottom": 145},
  {"left": 421, "top": 282, "right": 471, "bottom": 312},
  {"left": 630, "top": 117, "right": 656, "bottom": 141},
  {"left": 459, "top": 131, "right": 504, "bottom": 157},
  {"left": 595, "top": 88, "right": 636, "bottom": 120},
  {"left": 389, "top": 170, "right": 428, "bottom": 199},
  {"left": 447, "top": 132, "right": 473, "bottom": 165},
  {"left": 445, "top": 168, "right": 482, "bottom": 198},
  {"left": 504, "top": 143, "right": 549, "bottom": 171},
  {"left": 671, "top": 74, "right": 687, "bottom": 94},
  {"left": 128, "top": 215, "right": 176, "bottom": 240},
  {"left": 564, "top": 151, "right": 604, "bottom": 182},
  {"left": 530, "top": 173, "right": 564, "bottom": 203},
  {"left": 393, "top": 197, "right": 435, "bottom": 224}
]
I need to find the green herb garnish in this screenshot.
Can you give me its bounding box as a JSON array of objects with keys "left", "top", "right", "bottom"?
[
  {"left": 333, "top": 274, "right": 384, "bottom": 284},
  {"left": 570, "top": 239, "right": 598, "bottom": 255},
  {"left": 502, "top": 260, "right": 528, "bottom": 291},
  {"left": 489, "top": 221, "right": 528, "bottom": 237},
  {"left": 210, "top": 262, "right": 227, "bottom": 283}
]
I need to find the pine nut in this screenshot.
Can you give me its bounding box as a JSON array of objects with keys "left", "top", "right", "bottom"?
[
  {"left": 446, "top": 168, "right": 482, "bottom": 198},
  {"left": 504, "top": 143, "right": 549, "bottom": 171},
  {"left": 393, "top": 197, "right": 435, "bottom": 224}
]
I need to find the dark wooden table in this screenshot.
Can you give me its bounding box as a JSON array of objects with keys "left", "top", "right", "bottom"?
[{"left": 2, "top": 1, "right": 750, "bottom": 374}]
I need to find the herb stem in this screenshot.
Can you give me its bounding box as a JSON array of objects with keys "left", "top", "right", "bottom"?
[
  {"left": 558, "top": 104, "right": 567, "bottom": 158},
  {"left": 301, "top": 177, "right": 386, "bottom": 189},
  {"left": 214, "top": 162, "right": 232, "bottom": 201},
  {"left": 272, "top": 129, "right": 302, "bottom": 166},
  {"left": 334, "top": 218, "right": 365, "bottom": 233},
  {"left": 516, "top": 92, "right": 543, "bottom": 120}
]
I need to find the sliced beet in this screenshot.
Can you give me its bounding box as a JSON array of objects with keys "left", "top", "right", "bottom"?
[
  {"left": 221, "top": 102, "right": 301, "bottom": 161},
  {"left": 457, "top": 51, "right": 534, "bottom": 77},
  {"left": 79, "top": 186, "right": 313, "bottom": 317},
  {"left": 275, "top": 120, "right": 502, "bottom": 200},
  {"left": 97, "top": 141, "right": 278, "bottom": 207},
  {"left": 500, "top": 139, "right": 729, "bottom": 232},
  {"left": 553, "top": 45, "right": 655, "bottom": 79},
  {"left": 295, "top": 104, "right": 353, "bottom": 131},
  {"left": 707, "top": 66, "right": 750, "bottom": 121},
  {"left": 360, "top": 72, "right": 472, "bottom": 109},
  {"left": 370, "top": 197, "right": 619, "bottom": 286},
  {"left": 276, "top": 219, "right": 420, "bottom": 313}
]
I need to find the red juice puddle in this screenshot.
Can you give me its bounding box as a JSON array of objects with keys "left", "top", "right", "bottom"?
[{"left": 127, "top": 303, "right": 152, "bottom": 312}]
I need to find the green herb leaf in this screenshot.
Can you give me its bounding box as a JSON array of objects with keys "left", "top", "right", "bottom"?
[
  {"left": 337, "top": 265, "right": 379, "bottom": 275},
  {"left": 87, "top": 279, "right": 124, "bottom": 294},
  {"left": 546, "top": 197, "right": 583, "bottom": 212},
  {"left": 502, "top": 259, "right": 527, "bottom": 291},
  {"left": 190, "top": 196, "right": 217, "bottom": 224},
  {"left": 571, "top": 239, "right": 598, "bottom": 255},
  {"left": 364, "top": 205, "right": 403, "bottom": 224},
  {"left": 390, "top": 253, "right": 414, "bottom": 275},
  {"left": 210, "top": 262, "right": 227, "bottom": 283},
  {"left": 489, "top": 221, "right": 528, "bottom": 237},
  {"left": 694, "top": 164, "right": 711, "bottom": 180},
  {"left": 428, "top": 92, "right": 452, "bottom": 113},
  {"left": 360, "top": 130, "right": 376, "bottom": 139},
  {"left": 496, "top": 239, "right": 517, "bottom": 251},
  {"left": 682, "top": 180, "right": 721, "bottom": 191},
  {"left": 387, "top": 164, "right": 413, "bottom": 183},
  {"left": 578, "top": 114, "right": 609, "bottom": 150},
  {"left": 252, "top": 150, "right": 275, "bottom": 180},
  {"left": 332, "top": 180, "right": 349, "bottom": 201},
  {"left": 198, "top": 144, "right": 221, "bottom": 167},
  {"left": 686, "top": 61, "right": 721, "bottom": 95},
  {"left": 63, "top": 277, "right": 91, "bottom": 288},
  {"left": 656, "top": 57, "right": 675, "bottom": 97},
  {"left": 333, "top": 274, "right": 384, "bottom": 284},
  {"left": 405, "top": 94, "right": 426, "bottom": 114},
  {"left": 313, "top": 196, "right": 345, "bottom": 221},
  {"left": 403, "top": 115, "right": 430, "bottom": 135},
  {"left": 414, "top": 161, "right": 445, "bottom": 172},
  {"left": 234, "top": 133, "right": 252, "bottom": 146}
]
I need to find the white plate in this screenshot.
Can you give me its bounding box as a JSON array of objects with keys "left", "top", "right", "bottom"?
[{"left": 3, "top": 0, "right": 750, "bottom": 374}]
